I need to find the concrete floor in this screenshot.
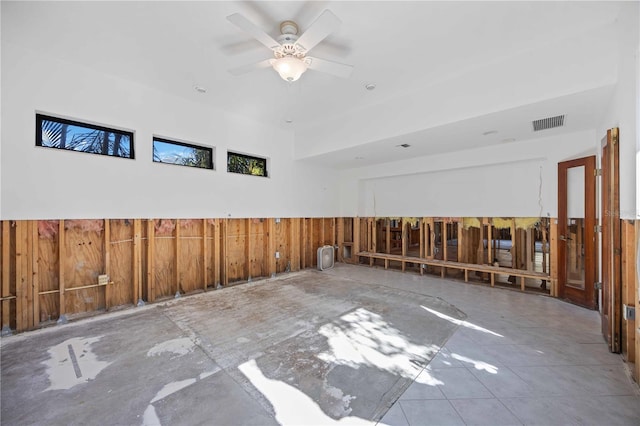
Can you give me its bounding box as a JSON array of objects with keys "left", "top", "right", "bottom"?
[{"left": 1, "top": 264, "right": 639, "bottom": 425}]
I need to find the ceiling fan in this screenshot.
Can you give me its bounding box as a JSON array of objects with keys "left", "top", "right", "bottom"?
[{"left": 227, "top": 9, "right": 353, "bottom": 82}]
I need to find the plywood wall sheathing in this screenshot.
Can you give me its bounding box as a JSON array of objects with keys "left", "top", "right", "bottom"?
[
  {"left": 275, "top": 219, "right": 291, "bottom": 274},
  {"left": 109, "top": 220, "right": 134, "bottom": 307},
  {"left": 177, "top": 219, "right": 204, "bottom": 294},
  {"left": 63, "top": 220, "right": 106, "bottom": 316},
  {"left": 153, "top": 219, "right": 176, "bottom": 299}
]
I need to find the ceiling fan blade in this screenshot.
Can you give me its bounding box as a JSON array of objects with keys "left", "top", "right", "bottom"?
[
  {"left": 294, "top": 9, "right": 341, "bottom": 53},
  {"left": 306, "top": 57, "right": 353, "bottom": 79},
  {"left": 228, "top": 59, "right": 273, "bottom": 76},
  {"left": 227, "top": 13, "right": 281, "bottom": 51}
]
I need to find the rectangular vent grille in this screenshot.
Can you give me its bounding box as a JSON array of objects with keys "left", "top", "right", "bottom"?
[{"left": 532, "top": 115, "right": 565, "bottom": 131}]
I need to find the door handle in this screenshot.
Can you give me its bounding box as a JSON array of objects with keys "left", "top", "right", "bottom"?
[{"left": 559, "top": 235, "right": 572, "bottom": 241}]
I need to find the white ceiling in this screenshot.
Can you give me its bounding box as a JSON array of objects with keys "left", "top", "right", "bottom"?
[{"left": 2, "top": 1, "right": 626, "bottom": 168}]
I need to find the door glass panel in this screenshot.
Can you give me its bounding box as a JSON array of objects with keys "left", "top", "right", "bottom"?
[{"left": 566, "top": 166, "right": 585, "bottom": 290}]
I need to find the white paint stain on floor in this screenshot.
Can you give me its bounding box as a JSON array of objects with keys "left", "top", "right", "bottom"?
[
  {"left": 146, "top": 337, "right": 198, "bottom": 359},
  {"left": 141, "top": 370, "right": 215, "bottom": 426},
  {"left": 44, "top": 336, "right": 111, "bottom": 391},
  {"left": 239, "top": 359, "right": 373, "bottom": 425}
]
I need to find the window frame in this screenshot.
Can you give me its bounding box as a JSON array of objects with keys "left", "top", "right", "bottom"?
[
  {"left": 152, "top": 136, "right": 214, "bottom": 170},
  {"left": 35, "top": 113, "right": 135, "bottom": 159},
  {"left": 226, "top": 150, "right": 269, "bottom": 177}
]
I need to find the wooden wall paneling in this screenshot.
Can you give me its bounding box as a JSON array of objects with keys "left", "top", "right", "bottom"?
[
  {"left": 146, "top": 219, "right": 155, "bottom": 302},
  {"left": 621, "top": 220, "right": 636, "bottom": 366}
]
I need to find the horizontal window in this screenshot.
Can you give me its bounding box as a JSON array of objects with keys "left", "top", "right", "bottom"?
[
  {"left": 36, "top": 114, "right": 134, "bottom": 159},
  {"left": 227, "top": 151, "right": 268, "bottom": 177},
  {"left": 153, "top": 137, "right": 213, "bottom": 170}
]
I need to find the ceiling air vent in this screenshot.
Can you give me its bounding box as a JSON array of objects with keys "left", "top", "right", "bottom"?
[{"left": 532, "top": 115, "right": 565, "bottom": 132}]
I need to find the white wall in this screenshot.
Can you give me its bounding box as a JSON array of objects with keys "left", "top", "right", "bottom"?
[
  {"left": 0, "top": 42, "right": 339, "bottom": 220},
  {"left": 598, "top": 0, "right": 639, "bottom": 220},
  {"left": 338, "top": 130, "right": 596, "bottom": 218}
]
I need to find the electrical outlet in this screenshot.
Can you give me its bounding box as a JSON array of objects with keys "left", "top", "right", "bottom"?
[
  {"left": 275, "top": 218, "right": 281, "bottom": 223},
  {"left": 623, "top": 304, "right": 635, "bottom": 321},
  {"left": 275, "top": 251, "right": 280, "bottom": 259}
]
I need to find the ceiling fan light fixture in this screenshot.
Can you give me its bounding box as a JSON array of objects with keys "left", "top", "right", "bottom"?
[{"left": 272, "top": 56, "right": 308, "bottom": 82}]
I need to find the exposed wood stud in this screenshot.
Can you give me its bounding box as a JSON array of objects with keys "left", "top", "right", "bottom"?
[
  {"left": 401, "top": 220, "right": 407, "bottom": 272},
  {"left": 147, "top": 219, "right": 155, "bottom": 302},
  {"left": 202, "top": 219, "right": 208, "bottom": 291},
  {"left": 337, "top": 218, "right": 344, "bottom": 263},
  {"left": 246, "top": 218, "right": 252, "bottom": 281},
  {"left": 58, "top": 220, "right": 66, "bottom": 321},
  {"left": 2, "top": 221, "right": 10, "bottom": 329},
  {"left": 213, "top": 219, "right": 220, "bottom": 286},
  {"left": 104, "top": 219, "right": 110, "bottom": 310},
  {"left": 301, "top": 219, "right": 307, "bottom": 269},
  {"left": 352, "top": 217, "right": 360, "bottom": 265},
  {"left": 386, "top": 218, "right": 391, "bottom": 254},
  {"left": 550, "top": 220, "right": 558, "bottom": 297},
  {"left": 221, "top": 220, "right": 228, "bottom": 286},
  {"left": 267, "top": 218, "right": 276, "bottom": 278},
  {"left": 175, "top": 219, "right": 181, "bottom": 295},
  {"left": 133, "top": 219, "right": 141, "bottom": 305},
  {"left": 31, "top": 221, "right": 39, "bottom": 327}
]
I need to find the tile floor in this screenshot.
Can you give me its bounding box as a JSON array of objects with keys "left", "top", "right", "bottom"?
[{"left": 340, "top": 266, "right": 640, "bottom": 426}]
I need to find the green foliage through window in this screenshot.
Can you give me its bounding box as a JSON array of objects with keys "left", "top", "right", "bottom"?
[
  {"left": 36, "top": 114, "right": 134, "bottom": 159},
  {"left": 153, "top": 137, "right": 213, "bottom": 170},
  {"left": 227, "top": 152, "right": 267, "bottom": 177}
]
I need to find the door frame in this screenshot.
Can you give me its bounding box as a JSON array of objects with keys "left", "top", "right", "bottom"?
[
  {"left": 557, "top": 155, "right": 597, "bottom": 309},
  {"left": 601, "top": 128, "right": 621, "bottom": 352}
]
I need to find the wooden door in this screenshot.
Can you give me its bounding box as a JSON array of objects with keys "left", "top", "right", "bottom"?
[
  {"left": 557, "top": 156, "right": 597, "bottom": 309},
  {"left": 601, "top": 128, "right": 621, "bottom": 352}
]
